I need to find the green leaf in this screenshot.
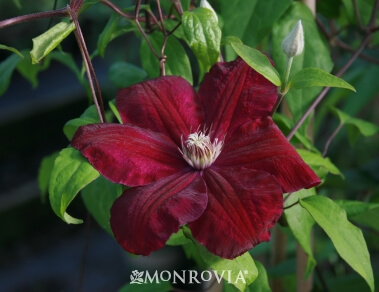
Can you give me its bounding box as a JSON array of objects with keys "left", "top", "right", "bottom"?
[
  {"left": 38, "top": 152, "right": 59, "bottom": 201},
  {"left": 221, "top": 36, "right": 243, "bottom": 46},
  {"left": 183, "top": 228, "right": 257, "bottom": 291},
  {"left": 140, "top": 32, "right": 193, "bottom": 84},
  {"left": 108, "top": 62, "right": 147, "bottom": 88},
  {"left": 289, "top": 67, "right": 355, "bottom": 91},
  {"left": 118, "top": 281, "right": 171, "bottom": 292},
  {"left": 317, "top": 0, "right": 342, "bottom": 18},
  {"left": 164, "top": 19, "right": 186, "bottom": 40},
  {"left": 95, "top": 13, "right": 136, "bottom": 58},
  {"left": 166, "top": 229, "right": 188, "bottom": 246},
  {"left": 81, "top": 176, "right": 123, "bottom": 234},
  {"left": 16, "top": 50, "right": 54, "bottom": 88},
  {"left": 182, "top": 240, "right": 207, "bottom": 270},
  {"left": 335, "top": 200, "right": 379, "bottom": 231},
  {"left": 341, "top": 0, "right": 379, "bottom": 27},
  {"left": 284, "top": 189, "right": 316, "bottom": 278},
  {"left": 182, "top": 7, "right": 221, "bottom": 78},
  {"left": 17, "top": 50, "right": 84, "bottom": 89},
  {"left": 109, "top": 99, "right": 122, "bottom": 124},
  {"left": 63, "top": 105, "right": 100, "bottom": 141},
  {"left": 80, "top": 0, "right": 100, "bottom": 11},
  {"left": 161, "top": 0, "right": 190, "bottom": 16},
  {"left": 351, "top": 206, "right": 379, "bottom": 232},
  {"left": 300, "top": 196, "right": 375, "bottom": 292},
  {"left": 330, "top": 106, "right": 379, "bottom": 138},
  {"left": 245, "top": 260, "right": 271, "bottom": 292},
  {"left": 220, "top": 0, "right": 291, "bottom": 60},
  {"left": 335, "top": 200, "right": 379, "bottom": 218},
  {"left": 31, "top": 21, "right": 76, "bottom": 64},
  {"left": 97, "top": 13, "right": 120, "bottom": 57},
  {"left": 339, "top": 65, "right": 379, "bottom": 118},
  {"left": 297, "top": 149, "right": 343, "bottom": 178},
  {"left": 0, "top": 54, "right": 22, "bottom": 96},
  {"left": 15, "top": 49, "right": 87, "bottom": 91},
  {"left": 111, "top": 22, "right": 136, "bottom": 40},
  {"left": 219, "top": 0, "right": 257, "bottom": 39},
  {"left": 272, "top": 2, "right": 333, "bottom": 130},
  {"left": 219, "top": 0, "right": 258, "bottom": 60},
  {"left": 336, "top": 201, "right": 379, "bottom": 232},
  {"left": 239, "top": 0, "right": 292, "bottom": 49},
  {"left": 49, "top": 147, "right": 100, "bottom": 224},
  {"left": 12, "top": 0, "right": 21, "bottom": 8},
  {"left": 231, "top": 42, "right": 281, "bottom": 86},
  {"left": 273, "top": 113, "right": 316, "bottom": 151},
  {"left": 0, "top": 44, "right": 24, "bottom": 58},
  {"left": 204, "top": 252, "right": 257, "bottom": 291}
]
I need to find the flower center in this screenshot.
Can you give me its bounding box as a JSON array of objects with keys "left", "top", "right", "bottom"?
[{"left": 180, "top": 130, "right": 223, "bottom": 170}]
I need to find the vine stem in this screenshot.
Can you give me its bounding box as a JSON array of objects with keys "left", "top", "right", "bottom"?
[
  {"left": 353, "top": 0, "right": 364, "bottom": 30},
  {"left": 100, "top": 0, "right": 137, "bottom": 20},
  {"left": 0, "top": 7, "right": 68, "bottom": 29},
  {"left": 134, "top": 0, "right": 161, "bottom": 59},
  {"left": 133, "top": 0, "right": 169, "bottom": 77},
  {"left": 369, "top": 0, "right": 379, "bottom": 28},
  {"left": 286, "top": 34, "right": 372, "bottom": 141},
  {"left": 270, "top": 92, "right": 285, "bottom": 116},
  {"left": 322, "top": 122, "right": 344, "bottom": 157},
  {"left": 47, "top": 0, "right": 60, "bottom": 29},
  {"left": 283, "top": 200, "right": 299, "bottom": 210},
  {"left": 69, "top": 8, "right": 107, "bottom": 123},
  {"left": 334, "top": 38, "right": 379, "bottom": 65},
  {"left": 315, "top": 265, "right": 330, "bottom": 292},
  {"left": 170, "top": 0, "right": 184, "bottom": 16},
  {"left": 156, "top": 0, "right": 168, "bottom": 76}
]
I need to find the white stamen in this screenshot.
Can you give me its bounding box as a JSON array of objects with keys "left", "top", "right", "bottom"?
[{"left": 179, "top": 130, "right": 223, "bottom": 170}]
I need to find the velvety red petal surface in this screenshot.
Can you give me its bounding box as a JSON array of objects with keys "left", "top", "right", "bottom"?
[
  {"left": 189, "top": 167, "right": 283, "bottom": 259},
  {"left": 71, "top": 124, "right": 187, "bottom": 186},
  {"left": 216, "top": 117, "right": 321, "bottom": 193},
  {"left": 198, "top": 58, "right": 278, "bottom": 140},
  {"left": 110, "top": 170, "right": 207, "bottom": 256},
  {"left": 116, "top": 76, "right": 204, "bottom": 146}
]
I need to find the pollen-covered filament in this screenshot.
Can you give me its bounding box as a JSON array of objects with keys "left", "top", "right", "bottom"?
[{"left": 180, "top": 131, "right": 223, "bottom": 170}]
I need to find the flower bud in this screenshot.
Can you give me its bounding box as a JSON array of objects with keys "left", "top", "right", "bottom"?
[
  {"left": 281, "top": 20, "right": 304, "bottom": 57},
  {"left": 200, "top": 0, "right": 218, "bottom": 22}
]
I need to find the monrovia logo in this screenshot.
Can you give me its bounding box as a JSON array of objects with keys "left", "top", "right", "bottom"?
[
  {"left": 130, "top": 269, "right": 249, "bottom": 285},
  {"left": 130, "top": 270, "right": 145, "bottom": 284}
]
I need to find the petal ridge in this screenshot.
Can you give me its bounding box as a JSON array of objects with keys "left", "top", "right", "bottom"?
[
  {"left": 216, "top": 117, "right": 321, "bottom": 192},
  {"left": 110, "top": 170, "right": 208, "bottom": 256},
  {"left": 189, "top": 167, "right": 283, "bottom": 259},
  {"left": 198, "top": 58, "right": 278, "bottom": 139},
  {"left": 71, "top": 123, "right": 187, "bottom": 186},
  {"left": 117, "top": 76, "right": 204, "bottom": 145}
]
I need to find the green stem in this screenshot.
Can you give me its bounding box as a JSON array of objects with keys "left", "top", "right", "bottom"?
[
  {"left": 286, "top": 34, "right": 371, "bottom": 141},
  {"left": 270, "top": 56, "right": 293, "bottom": 116},
  {"left": 281, "top": 56, "right": 293, "bottom": 93}
]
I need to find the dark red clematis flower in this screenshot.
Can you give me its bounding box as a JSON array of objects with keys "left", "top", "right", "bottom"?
[{"left": 71, "top": 58, "right": 320, "bottom": 259}]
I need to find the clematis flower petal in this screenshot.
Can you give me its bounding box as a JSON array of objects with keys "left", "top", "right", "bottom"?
[
  {"left": 216, "top": 117, "right": 321, "bottom": 193},
  {"left": 110, "top": 170, "right": 208, "bottom": 256},
  {"left": 189, "top": 167, "right": 283, "bottom": 259},
  {"left": 198, "top": 58, "right": 278, "bottom": 139},
  {"left": 116, "top": 76, "right": 204, "bottom": 146},
  {"left": 71, "top": 123, "right": 188, "bottom": 186}
]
